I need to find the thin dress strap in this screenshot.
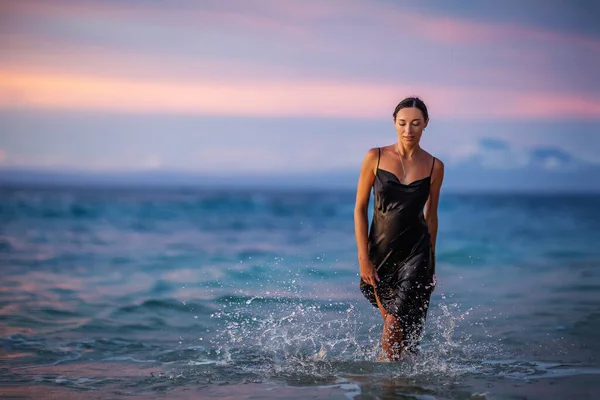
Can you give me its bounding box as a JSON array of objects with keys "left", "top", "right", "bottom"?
[
  {"left": 373, "top": 147, "right": 381, "bottom": 182},
  {"left": 429, "top": 156, "right": 436, "bottom": 177}
]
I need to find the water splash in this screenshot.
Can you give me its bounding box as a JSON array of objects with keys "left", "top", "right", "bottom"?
[
  {"left": 202, "top": 293, "right": 500, "bottom": 384},
  {"left": 209, "top": 299, "right": 368, "bottom": 377}
]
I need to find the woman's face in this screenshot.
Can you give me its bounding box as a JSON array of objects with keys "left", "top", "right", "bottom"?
[{"left": 394, "top": 107, "right": 428, "bottom": 146}]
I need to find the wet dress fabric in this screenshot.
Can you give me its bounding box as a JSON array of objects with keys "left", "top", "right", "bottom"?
[{"left": 360, "top": 148, "right": 436, "bottom": 353}]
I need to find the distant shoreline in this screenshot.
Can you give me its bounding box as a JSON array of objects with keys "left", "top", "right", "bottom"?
[{"left": 0, "top": 166, "right": 599, "bottom": 194}]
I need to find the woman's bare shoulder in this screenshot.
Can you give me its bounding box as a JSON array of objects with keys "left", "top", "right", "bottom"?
[
  {"left": 422, "top": 149, "right": 443, "bottom": 165},
  {"left": 362, "top": 147, "right": 381, "bottom": 163},
  {"left": 424, "top": 151, "right": 444, "bottom": 184},
  {"left": 431, "top": 153, "right": 445, "bottom": 170}
]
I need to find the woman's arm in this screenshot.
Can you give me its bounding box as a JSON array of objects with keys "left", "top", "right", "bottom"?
[
  {"left": 424, "top": 158, "right": 444, "bottom": 253},
  {"left": 354, "top": 148, "right": 378, "bottom": 286}
]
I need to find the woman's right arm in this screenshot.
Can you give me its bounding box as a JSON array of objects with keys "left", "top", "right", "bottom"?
[{"left": 354, "top": 148, "right": 379, "bottom": 287}]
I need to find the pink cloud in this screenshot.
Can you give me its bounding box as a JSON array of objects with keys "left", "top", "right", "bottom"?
[
  {"left": 514, "top": 95, "right": 600, "bottom": 118},
  {"left": 1, "top": 69, "right": 599, "bottom": 120},
  {"left": 4, "top": 1, "right": 597, "bottom": 70},
  {"left": 5, "top": 0, "right": 313, "bottom": 41},
  {"left": 8, "top": 0, "right": 600, "bottom": 52},
  {"left": 405, "top": 12, "right": 600, "bottom": 52},
  {"left": 2, "top": 0, "right": 599, "bottom": 121}
]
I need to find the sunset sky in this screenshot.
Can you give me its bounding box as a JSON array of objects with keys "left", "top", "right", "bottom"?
[{"left": 1, "top": 0, "right": 599, "bottom": 190}]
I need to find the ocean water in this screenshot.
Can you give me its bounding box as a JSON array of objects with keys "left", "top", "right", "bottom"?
[{"left": 1, "top": 185, "right": 599, "bottom": 400}]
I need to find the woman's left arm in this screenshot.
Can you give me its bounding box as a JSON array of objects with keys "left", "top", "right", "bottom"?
[{"left": 425, "top": 158, "right": 444, "bottom": 253}]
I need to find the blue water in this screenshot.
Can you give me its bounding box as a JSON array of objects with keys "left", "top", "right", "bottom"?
[{"left": 1, "top": 185, "right": 599, "bottom": 399}]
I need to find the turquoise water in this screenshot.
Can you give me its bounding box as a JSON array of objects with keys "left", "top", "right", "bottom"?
[{"left": 1, "top": 186, "right": 599, "bottom": 399}]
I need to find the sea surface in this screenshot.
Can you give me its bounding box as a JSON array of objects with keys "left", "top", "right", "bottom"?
[{"left": 1, "top": 185, "right": 599, "bottom": 399}]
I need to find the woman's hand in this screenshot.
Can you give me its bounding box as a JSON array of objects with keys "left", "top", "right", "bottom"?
[{"left": 360, "top": 258, "right": 380, "bottom": 288}]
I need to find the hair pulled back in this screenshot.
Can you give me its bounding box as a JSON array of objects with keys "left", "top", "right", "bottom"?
[{"left": 393, "top": 97, "right": 429, "bottom": 121}]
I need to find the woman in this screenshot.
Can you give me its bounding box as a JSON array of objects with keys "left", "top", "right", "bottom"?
[{"left": 354, "top": 97, "right": 444, "bottom": 361}]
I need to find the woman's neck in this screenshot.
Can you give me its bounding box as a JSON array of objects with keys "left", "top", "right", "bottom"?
[{"left": 396, "top": 142, "right": 421, "bottom": 158}]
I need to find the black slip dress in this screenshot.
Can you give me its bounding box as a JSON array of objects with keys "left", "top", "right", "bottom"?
[{"left": 360, "top": 147, "right": 437, "bottom": 353}]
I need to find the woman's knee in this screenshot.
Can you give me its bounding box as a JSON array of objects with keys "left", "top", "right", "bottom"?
[{"left": 384, "top": 314, "right": 401, "bottom": 330}]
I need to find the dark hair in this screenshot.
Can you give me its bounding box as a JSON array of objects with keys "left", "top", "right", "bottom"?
[{"left": 393, "top": 97, "right": 429, "bottom": 121}]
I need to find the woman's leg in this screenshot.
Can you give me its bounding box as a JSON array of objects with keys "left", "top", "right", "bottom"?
[{"left": 374, "top": 290, "right": 404, "bottom": 361}]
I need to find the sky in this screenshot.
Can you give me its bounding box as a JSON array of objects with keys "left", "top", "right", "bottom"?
[{"left": 1, "top": 0, "right": 599, "bottom": 191}]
